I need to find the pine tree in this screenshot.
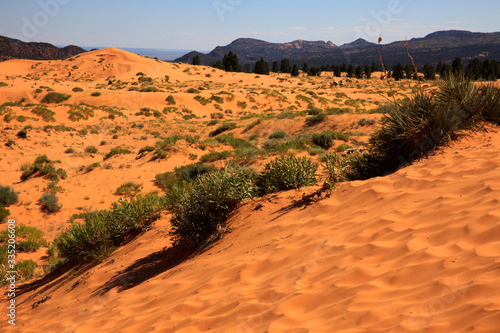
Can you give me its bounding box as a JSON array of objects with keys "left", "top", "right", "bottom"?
[
  {"left": 355, "top": 65, "right": 364, "bottom": 79},
  {"left": 452, "top": 57, "right": 462, "bottom": 76},
  {"left": 346, "top": 64, "right": 354, "bottom": 78},
  {"left": 280, "top": 59, "right": 291, "bottom": 73},
  {"left": 272, "top": 61, "right": 279, "bottom": 73},
  {"left": 371, "top": 61, "right": 379, "bottom": 73},
  {"left": 334, "top": 65, "right": 341, "bottom": 77},
  {"left": 393, "top": 63, "right": 404, "bottom": 81},
  {"left": 364, "top": 65, "right": 372, "bottom": 79},
  {"left": 291, "top": 64, "right": 300, "bottom": 77},
  {"left": 302, "top": 62, "right": 309, "bottom": 73},
  {"left": 254, "top": 58, "right": 270, "bottom": 75},
  {"left": 192, "top": 55, "right": 201, "bottom": 66},
  {"left": 423, "top": 63, "right": 436, "bottom": 80}
]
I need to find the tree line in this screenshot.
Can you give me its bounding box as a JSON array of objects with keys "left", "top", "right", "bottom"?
[{"left": 193, "top": 52, "right": 500, "bottom": 81}]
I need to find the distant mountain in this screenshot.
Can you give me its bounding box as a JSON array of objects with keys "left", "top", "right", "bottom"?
[
  {"left": 175, "top": 30, "right": 500, "bottom": 67},
  {"left": 175, "top": 38, "right": 338, "bottom": 65},
  {"left": 0, "top": 35, "right": 85, "bottom": 62}
]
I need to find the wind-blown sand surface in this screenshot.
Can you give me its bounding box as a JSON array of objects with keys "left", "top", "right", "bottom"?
[{"left": 1, "top": 48, "right": 499, "bottom": 332}]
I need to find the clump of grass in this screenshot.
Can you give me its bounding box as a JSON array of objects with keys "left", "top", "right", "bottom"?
[
  {"left": 0, "top": 225, "right": 47, "bottom": 252},
  {"left": 0, "top": 185, "right": 18, "bottom": 207},
  {"left": 85, "top": 145, "right": 98, "bottom": 154},
  {"left": 32, "top": 105, "right": 56, "bottom": 122},
  {"left": 85, "top": 162, "right": 101, "bottom": 173},
  {"left": 53, "top": 193, "right": 164, "bottom": 261},
  {"left": 257, "top": 156, "right": 318, "bottom": 195},
  {"left": 116, "top": 181, "right": 143, "bottom": 197},
  {"left": 41, "top": 92, "right": 71, "bottom": 104},
  {"left": 20, "top": 155, "right": 67, "bottom": 182},
  {"left": 166, "top": 95, "right": 176, "bottom": 105},
  {"left": 311, "top": 132, "right": 333, "bottom": 149},
  {"left": 209, "top": 122, "right": 237, "bottom": 137},
  {"left": 104, "top": 147, "right": 133, "bottom": 160},
  {"left": 199, "top": 150, "right": 231, "bottom": 163},
  {"left": 40, "top": 192, "right": 62, "bottom": 213},
  {"left": 269, "top": 130, "right": 287, "bottom": 140}
]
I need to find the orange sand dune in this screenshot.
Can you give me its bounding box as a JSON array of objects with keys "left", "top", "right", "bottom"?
[{"left": 4, "top": 128, "right": 500, "bottom": 332}]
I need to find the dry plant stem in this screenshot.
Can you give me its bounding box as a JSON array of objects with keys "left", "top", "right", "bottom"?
[
  {"left": 406, "top": 37, "right": 423, "bottom": 92},
  {"left": 378, "top": 36, "right": 398, "bottom": 106}
]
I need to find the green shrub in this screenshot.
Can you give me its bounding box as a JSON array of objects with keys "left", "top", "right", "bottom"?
[
  {"left": 17, "top": 129, "right": 28, "bottom": 139},
  {"left": 257, "top": 156, "right": 318, "bottom": 195},
  {"left": 54, "top": 193, "right": 164, "bottom": 261},
  {"left": 72, "top": 87, "right": 84, "bottom": 92},
  {"left": 215, "top": 134, "right": 255, "bottom": 149},
  {"left": 116, "top": 181, "right": 143, "bottom": 197},
  {"left": 269, "top": 130, "right": 287, "bottom": 140},
  {"left": 321, "top": 153, "right": 350, "bottom": 187},
  {"left": 91, "top": 92, "right": 101, "bottom": 97},
  {"left": 166, "top": 95, "right": 176, "bottom": 105},
  {"left": 21, "top": 156, "right": 66, "bottom": 182},
  {"left": 199, "top": 150, "right": 231, "bottom": 163},
  {"left": 64, "top": 148, "right": 75, "bottom": 154},
  {"left": 85, "top": 145, "right": 98, "bottom": 154},
  {"left": 40, "top": 192, "right": 62, "bottom": 213},
  {"left": 0, "top": 185, "right": 18, "bottom": 207},
  {"left": 186, "top": 88, "right": 201, "bottom": 94},
  {"left": 168, "top": 166, "right": 257, "bottom": 248},
  {"left": 311, "top": 133, "right": 333, "bottom": 149},
  {"left": 41, "top": 92, "right": 71, "bottom": 104},
  {"left": 85, "top": 162, "right": 101, "bottom": 173},
  {"left": 155, "top": 163, "right": 218, "bottom": 191},
  {"left": 0, "top": 206, "right": 9, "bottom": 222},
  {"left": 305, "top": 113, "right": 327, "bottom": 126},
  {"left": 104, "top": 147, "right": 133, "bottom": 160},
  {"left": 0, "top": 225, "right": 47, "bottom": 252},
  {"left": 209, "top": 122, "right": 237, "bottom": 137},
  {"left": 15, "top": 260, "right": 37, "bottom": 282},
  {"left": 32, "top": 105, "right": 56, "bottom": 122}
]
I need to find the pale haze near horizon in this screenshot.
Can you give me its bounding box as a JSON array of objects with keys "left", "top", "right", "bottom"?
[{"left": 0, "top": 0, "right": 498, "bottom": 52}]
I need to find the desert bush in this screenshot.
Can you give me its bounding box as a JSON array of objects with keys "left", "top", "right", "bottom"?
[
  {"left": 53, "top": 193, "right": 164, "bottom": 261},
  {"left": 209, "top": 122, "right": 237, "bottom": 137},
  {"left": 305, "top": 113, "right": 327, "bottom": 125},
  {"left": 311, "top": 133, "right": 333, "bottom": 149},
  {"left": 17, "top": 129, "right": 28, "bottom": 139},
  {"left": 31, "top": 105, "right": 56, "bottom": 122},
  {"left": 21, "top": 156, "right": 67, "bottom": 182},
  {"left": 243, "top": 119, "right": 261, "bottom": 133},
  {"left": 91, "top": 92, "right": 101, "bottom": 97},
  {"left": 269, "top": 130, "right": 287, "bottom": 140},
  {"left": 167, "top": 166, "right": 257, "bottom": 248},
  {"left": 40, "top": 192, "right": 62, "bottom": 213},
  {"left": 64, "top": 148, "right": 75, "bottom": 154},
  {"left": 321, "top": 153, "right": 350, "bottom": 187},
  {"left": 85, "top": 162, "right": 101, "bottom": 173},
  {"left": 41, "top": 92, "right": 71, "bottom": 104},
  {"left": 116, "top": 181, "right": 143, "bottom": 197},
  {"left": 155, "top": 163, "right": 218, "bottom": 192},
  {"left": 166, "top": 95, "right": 176, "bottom": 105},
  {"left": 215, "top": 134, "right": 255, "bottom": 149},
  {"left": 186, "top": 88, "right": 201, "bottom": 94},
  {"left": 0, "top": 206, "right": 9, "bottom": 222},
  {"left": 15, "top": 260, "right": 37, "bottom": 282},
  {"left": 72, "top": 87, "right": 84, "bottom": 92},
  {"left": 85, "top": 145, "right": 98, "bottom": 154},
  {"left": 199, "top": 150, "right": 231, "bottom": 163},
  {"left": 0, "top": 225, "right": 47, "bottom": 252},
  {"left": 104, "top": 147, "right": 133, "bottom": 160},
  {"left": 257, "top": 156, "right": 318, "bottom": 195},
  {"left": 0, "top": 185, "right": 18, "bottom": 207}
]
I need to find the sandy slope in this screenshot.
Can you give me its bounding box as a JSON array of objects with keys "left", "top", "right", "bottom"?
[{"left": 2, "top": 127, "right": 499, "bottom": 333}]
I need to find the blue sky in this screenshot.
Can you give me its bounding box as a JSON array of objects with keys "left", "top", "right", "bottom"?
[{"left": 0, "top": 0, "right": 498, "bottom": 51}]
